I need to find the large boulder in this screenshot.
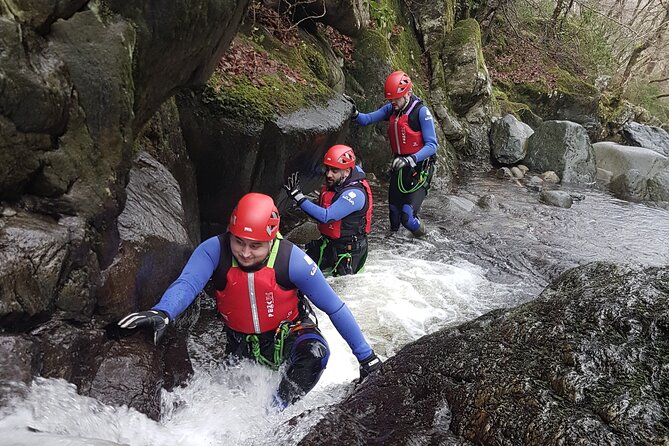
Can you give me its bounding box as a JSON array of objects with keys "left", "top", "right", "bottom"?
[
  {"left": 89, "top": 337, "right": 165, "bottom": 421},
  {"left": 178, "top": 90, "right": 354, "bottom": 237},
  {"left": 490, "top": 114, "right": 534, "bottom": 165},
  {"left": 97, "top": 152, "right": 194, "bottom": 320},
  {"left": 592, "top": 142, "right": 669, "bottom": 180},
  {"left": 592, "top": 142, "right": 669, "bottom": 202},
  {"left": 0, "top": 211, "right": 97, "bottom": 327},
  {"left": 0, "top": 0, "right": 87, "bottom": 33},
  {"left": 621, "top": 121, "right": 669, "bottom": 157},
  {"left": 441, "top": 19, "right": 493, "bottom": 167},
  {"left": 103, "top": 0, "right": 250, "bottom": 130},
  {"left": 442, "top": 19, "right": 492, "bottom": 118},
  {"left": 299, "top": 262, "right": 669, "bottom": 445},
  {"left": 525, "top": 121, "right": 596, "bottom": 184},
  {"left": 134, "top": 98, "right": 201, "bottom": 247},
  {"left": 0, "top": 18, "right": 70, "bottom": 201}
]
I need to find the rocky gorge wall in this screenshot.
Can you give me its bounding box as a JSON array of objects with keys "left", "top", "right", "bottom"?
[{"left": 2, "top": 0, "right": 667, "bottom": 436}]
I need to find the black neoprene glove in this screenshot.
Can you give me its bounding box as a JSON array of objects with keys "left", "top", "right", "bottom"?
[
  {"left": 117, "top": 309, "right": 170, "bottom": 345},
  {"left": 392, "top": 155, "right": 417, "bottom": 171},
  {"left": 283, "top": 172, "right": 306, "bottom": 205},
  {"left": 343, "top": 93, "right": 359, "bottom": 120},
  {"left": 358, "top": 352, "right": 382, "bottom": 382}
]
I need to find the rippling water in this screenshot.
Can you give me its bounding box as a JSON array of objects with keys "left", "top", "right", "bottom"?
[{"left": 2, "top": 173, "right": 668, "bottom": 445}]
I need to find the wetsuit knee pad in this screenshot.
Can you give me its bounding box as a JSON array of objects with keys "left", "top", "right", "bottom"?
[
  {"left": 276, "top": 333, "right": 330, "bottom": 406},
  {"left": 401, "top": 204, "right": 421, "bottom": 232},
  {"left": 290, "top": 333, "right": 330, "bottom": 369}
]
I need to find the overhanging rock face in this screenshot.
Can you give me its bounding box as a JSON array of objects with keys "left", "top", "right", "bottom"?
[{"left": 298, "top": 262, "right": 669, "bottom": 446}]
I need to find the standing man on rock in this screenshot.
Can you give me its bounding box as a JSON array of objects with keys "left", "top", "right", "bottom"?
[
  {"left": 284, "top": 144, "right": 372, "bottom": 276},
  {"left": 351, "top": 70, "right": 438, "bottom": 237},
  {"left": 118, "top": 193, "right": 381, "bottom": 409}
]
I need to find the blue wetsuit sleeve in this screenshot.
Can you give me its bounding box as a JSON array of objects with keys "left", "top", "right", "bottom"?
[
  {"left": 299, "top": 186, "right": 366, "bottom": 224},
  {"left": 354, "top": 103, "right": 393, "bottom": 126},
  {"left": 412, "top": 106, "right": 439, "bottom": 163},
  {"left": 287, "top": 245, "right": 373, "bottom": 361},
  {"left": 152, "top": 236, "right": 221, "bottom": 320}
]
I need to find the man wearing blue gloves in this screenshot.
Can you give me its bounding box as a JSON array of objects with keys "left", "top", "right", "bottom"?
[
  {"left": 284, "top": 145, "right": 372, "bottom": 276},
  {"left": 118, "top": 193, "right": 381, "bottom": 408},
  {"left": 351, "top": 70, "right": 438, "bottom": 237}
]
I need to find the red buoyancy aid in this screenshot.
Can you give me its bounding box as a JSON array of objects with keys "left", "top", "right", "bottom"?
[
  {"left": 317, "top": 169, "right": 373, "bottom": 239},
  {"left": 214, "top": 236, "right": 299, "bottom": 334},
  {"left": 388, "top": 98, "right": 424, "bottom": 156}
]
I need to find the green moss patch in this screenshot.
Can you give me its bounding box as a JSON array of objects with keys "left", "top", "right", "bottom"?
[{"left": 207, "top": 34, "right": 332, "bottom": 121}]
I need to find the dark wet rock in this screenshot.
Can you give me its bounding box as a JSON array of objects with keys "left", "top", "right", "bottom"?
[
  {"left": 647, "top": 168, "right": 669, "bottom": 202},
  {"left": 525, "top": 121, "right": 596, "bottom": 185},
  {"left": 540, "top": 190, "right": 573, "bottom": 208},
  {"left": 177, "top": 93, "right": 354, "bottom": 237},
  {"left": 0, "top": 20, "right": 69, "bottom": 201},
  {"left": 299, "top": 262, "right": 669, "bottom": 446},
  {"left": 0, "top": 18, "right": 70, "bottom": 136},
  {"left": 622, "top": 121, "right": 669, "bottom": 157},
  {"left": 0, "top": 335, "right": 38, "bottom": 407},
  {"left": 90, "top": 337, "right": 164, "bottom": 420},
  {"left": 98, "top": 152, "right": 194, "bottom": 320},
  {"left": 135, "top": 98, "right": 201, "bottom": 247},
  {"left": 0, "top": 211, "right": 96, "bottom": 328},
  {"left": 1, "top": 0, "right": 87, "bottom": 33},
  {"left": 490, "top": 114, "right": 534, "bottom": 165},
  {"left": 104, "top": 0, "right": 250, "bottom": 130},
  {"left": 3, "top": 0, "right": 250, "bottom": 329},
  {"left": 29, "top": 320, "right": 109, "bottom": 394},
  {"left": 609, "top": 169, "right": 651, "bottom": 201},
  {"left": 162, "top": 334, "right": 194, "bottom": 392},
  {"left": 188, "top": 302, "right": 229, "bottom": 366}
]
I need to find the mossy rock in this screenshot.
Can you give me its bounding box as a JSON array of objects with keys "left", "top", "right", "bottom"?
[
  {"left": 498, "top": 99, "right": 530, "bottom": 117},
  {"left": 204, "top": 32, "right": 334, "bottom": 122}
]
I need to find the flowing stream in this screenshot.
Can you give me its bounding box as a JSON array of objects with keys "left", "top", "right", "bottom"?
[{"left": 2, "top": 174, "right": 669, "bottom": 446}]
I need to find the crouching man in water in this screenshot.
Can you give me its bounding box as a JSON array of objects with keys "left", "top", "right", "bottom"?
[
  {"left": 284, "top": 144, "right": 372, "bottom": 276},
  {"left": 118, "top": 193, "right": 381, "bottom": 409}
]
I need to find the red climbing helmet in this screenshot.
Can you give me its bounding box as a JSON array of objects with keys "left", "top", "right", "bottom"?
[
  {"left": 323, "top": 144, "right": 356, "bottom": 170},
  {"left": 229, "top": 193, "right": 280, "bottom": 241},
  {"left": 384, "top": 70, "right": 413, "bottom": 99}
]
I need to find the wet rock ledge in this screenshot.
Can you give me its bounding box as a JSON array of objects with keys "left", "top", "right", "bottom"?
[{"left": 299, "top": 262, "right": 669, "bottom": 446}]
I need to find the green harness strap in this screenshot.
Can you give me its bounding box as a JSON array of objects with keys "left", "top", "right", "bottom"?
[
  {"left": 397, "top": 168, "right": 428, "bottom": 194},
  {"left": 332, "top": 252, "right": 352, "bottom": 272},
  {"left": 316, "top": 237, "right": 328, "bottom": 268},
  {"left": 315, "top": 238, "right": 355, "bottom": 276},
  {"left": 245, "top": 321, "right": 292, "bottom": 370}
]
